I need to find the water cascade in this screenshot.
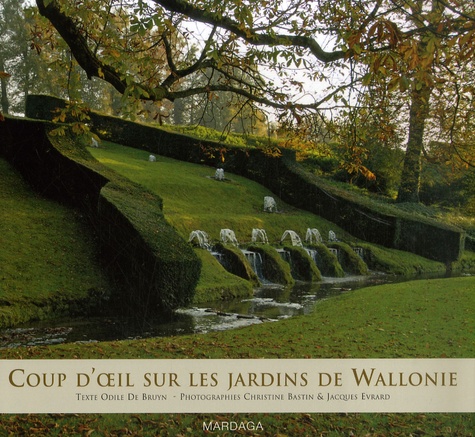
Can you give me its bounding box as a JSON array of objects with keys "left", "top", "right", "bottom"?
[
  {"left": 188, "top": 230, "right": 210, "bottom": 249},
  {"left": 220, "top": 229, "right": 239, "bottom": 245},
  {"left": 353, "top": 247, "right": 364, "bottom": 259},
  {"left": 211, "top": 251, "right": 224, "bottom": 264},
  {"left": 275, "top": 248, "right": 291, "bottom": 263},
  {"left": 241, "top": 249, "right": 266, "bottom": 281},
  {"left": 327, "top": 230, "right": 340, "bottom": 260},
  {"left": 305, "top": 248, "right": 318, "bottom": 264},
  {"left": 251, "top": 228, "right": 269, "bottom": 244},
  {"left": 304, "top": 229, "right": 321, "bottom": 265},
  {"left": 280, "top": 230, "right": 303, "bottom": 247},
  {"left": 328, "top": 247, "right": 339, "bottom": 257}
]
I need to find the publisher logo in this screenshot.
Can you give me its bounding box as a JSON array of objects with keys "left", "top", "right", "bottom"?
[{"left": 203, "top": 420, "right": 264, "bottom": 432}]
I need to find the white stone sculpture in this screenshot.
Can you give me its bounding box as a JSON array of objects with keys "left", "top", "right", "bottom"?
[
  {"left": 280, "top": 230, "right": 303, "bottom": 247},
  {"left": 149, "top": 154, "right": 157, "bottom": 162},
  {"left": 215, "top": 168, "right": 225, "bottom": 180},
  {"left": 220, "top": 228, "right": 239, "bottom": 245},
  {"left": 251, "top": 228, "right": 269, "bottom": 244},
  {"left": 305, "top": 228, "right": 322, "bottom": 244},
  {"left": 328, "top": 230, "right": 338, "bottom": 242},
  {"left": 188, "top": 230, "right": 210, "bottom": 249},
  {"left": 263, "top": 196, "right": 277, "bottom": 212}
]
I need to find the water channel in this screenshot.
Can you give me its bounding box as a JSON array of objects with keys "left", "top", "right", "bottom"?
[{"left": 0, "top": 273, "right": 449, "bottom": 349}]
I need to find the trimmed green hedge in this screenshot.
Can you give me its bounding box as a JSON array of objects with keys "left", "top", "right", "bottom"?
[
  {"left": 0, "top": 116, "right": 200, "bottom": 313},
  {"left": 312, "top": 243, "right": 345, "bottom": 277},
  {"left": 214, "top": 243, "right": 260, "bottom": 286}
]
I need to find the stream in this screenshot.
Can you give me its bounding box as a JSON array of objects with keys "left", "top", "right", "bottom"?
[{"left": 0, "top": 273, "right": 446, "bottom": 348}]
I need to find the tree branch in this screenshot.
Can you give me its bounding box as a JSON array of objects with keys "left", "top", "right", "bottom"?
[
  {"left": 35, "top": 0, "right": 359, "bottom": 113},
  {"left": 36, "top": 0, "right": 121, "bottom": 90},
  {"left": 161, "top": 25, "right": 218, "bottom": 89},
  {"left": 151, "top": 0, "right": 346, "bottom": 63}
]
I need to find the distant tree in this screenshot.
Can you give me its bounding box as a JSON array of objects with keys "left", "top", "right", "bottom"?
[{"left": 0, "top": 0, "right": 30, "bottom": 115}]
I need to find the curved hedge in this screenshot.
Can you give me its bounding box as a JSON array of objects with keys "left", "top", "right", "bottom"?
[
  {"left": 0, "top": 116, "right": 200, "bottom": 313},
  {"left": 312, "top": 244, "right": 345, "bottom": 278},
  {"left": 214, "top": 243, "right": 260, "bottom": 286}
]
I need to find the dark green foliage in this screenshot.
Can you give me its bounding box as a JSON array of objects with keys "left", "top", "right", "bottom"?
[
  {"left": 282, "top": 245, "right": 322, "bottom": 282},
  {"left": 25, "top": 94, "right": 67, "bottom": 120},
  {"left": 420, "top": 161, "right": 475, "bottom": 210},
  {"left": 420, "top": 171, "right": 463, "bottom": 207},
  {"left": 300, "top": 154, "right": 339, "bottom": 174},
  {"left": 312, "top": 243, "right": 346, "bottom": 277},
  {"left": 247, "top": 244, "right": 294, "bottom": 285},
  {"left": 451, "top": 250, "right": 475, "bottom": 273},
  {"left": 214, "top": 243, "right": 260, "bottom": 286},
  {"left": 0, "top": 118, "right": 108, "bottom": 212},
  {"left": 329, "top": 242, "right": 369, "bottom": 275},
  {"left": 465, "top": 236, "right": 475, "bottom": 252},
  {"left": 336, "top": 141, "right": 403, "bottom": 196}
]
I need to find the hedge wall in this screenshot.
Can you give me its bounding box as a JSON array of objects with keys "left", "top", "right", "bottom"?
[
  {"left": 25, "top": 94, "right": 465, "bottom": 264},
  {"left": 0, "top": 115, "right": 200, "bottom": 313},
  {"left": 0, "top": 116, "right": 107, "bottom": 212}
]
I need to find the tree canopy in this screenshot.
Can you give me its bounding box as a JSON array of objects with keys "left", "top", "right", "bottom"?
[{"left": 32, "top": 0, "right": 475, "bottom": 201}]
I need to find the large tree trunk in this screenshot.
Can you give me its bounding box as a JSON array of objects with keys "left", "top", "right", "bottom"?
[
  {"left": 396, "top": 83, "right": 432, "bottom": 203},
  {"left": 0, "top": 59, "right": 10, "bottom": 115},
  {"left": 173, "top": 97, "right": 185, "bottom": 125}
]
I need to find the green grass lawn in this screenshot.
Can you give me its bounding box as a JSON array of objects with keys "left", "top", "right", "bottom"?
[
  {"left": 90, "top": 142, "right": 349, "bottom": 244},
  {"left": 7, "top": 276, "right": 473, "bottom": 360},
  {"left": 0, "top": 157, "right": 113, "bottom": 327}
]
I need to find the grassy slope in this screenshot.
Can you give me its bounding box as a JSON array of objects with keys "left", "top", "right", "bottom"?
[
  {"left": 90, "top": 141, "right": 361, "bottom": 301},
  {"left": 0, "top": 157, "right": 113, "bottom": 327},
  {"left": 90, "top": 142, "right": 346, "bottom": 243}
]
